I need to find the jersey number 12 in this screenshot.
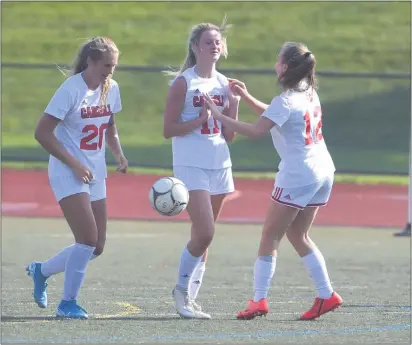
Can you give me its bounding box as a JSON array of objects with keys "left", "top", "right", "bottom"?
[{"left": 304, "top": 106, "right": 323, "bottom": 145}]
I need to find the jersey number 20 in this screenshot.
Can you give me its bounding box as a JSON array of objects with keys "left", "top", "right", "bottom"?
[
  {"left": 304, "top": 106, "right": 323, "bottom": 145},
  {"left": 80, "top": 123, "right": 109, "bottom": 150}
]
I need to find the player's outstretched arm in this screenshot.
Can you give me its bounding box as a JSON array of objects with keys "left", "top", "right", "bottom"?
[
  {"left": 228, "top": 78, "right": 269, "bottom": 116},
  {"left": 203, "top": 94, "right": 274, "bottom": 140},
  {"left": 163, "top": 77, "right": 206, "bottom": 138},
  {"left": 221, "top": 90, "right": 240, "bottom": 143},
  {"left": 106, "top": 115, "right": 128, "bottom": 173}
]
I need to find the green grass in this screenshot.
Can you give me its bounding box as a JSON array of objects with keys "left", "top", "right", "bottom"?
[
  {"left": 2, "top": 161, "right": 408, "bottom": 186},
  {"left": 2, "top": 2, "right": 410, "bottom": 175}
]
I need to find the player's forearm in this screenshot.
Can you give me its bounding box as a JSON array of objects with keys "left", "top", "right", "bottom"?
[
  {"left": 218, "top": 115, "right": 261, "bottom": 140},
  {"left": 35, "top": 131, "right": 78, "bottom": 168},
  {"left": 216, "top": 116, "right": 254, "bottom": 138},
  {"left": 163, "top": 117, "right": 204, "bottom": 138},
  {"left": 242, "top": 93, "right": 269, "bottom": 116},
  {"left": 106, "top": 125, "right": 124, "bottom": 158},
  {"left": 223, "top": 101, "right": 239, "bottom": 143}
]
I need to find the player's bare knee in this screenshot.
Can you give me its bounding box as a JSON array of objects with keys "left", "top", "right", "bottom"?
[
  {"left": 93, "top": 246, "right": 104, "bottom": 256},
  {"left": 76, "top": 231, "right": 98, "bottom": 248},
  {"left": 192, "top": 229, "right": 214, "bottom": 251},
  {"left": 81, "top": 239, "right": 98, "bottom": 248},
  {"left": 286, "top": 230, "right": 304, "bottom": 245},
  {"left": 197, "top": 231, "right": 214, "bottom": 248},
  {"left": 93, "top": 237, "right": 106, "bottom": 255},
  {"left": 262, "top": 227, "right": 284, "bottom": 243}
]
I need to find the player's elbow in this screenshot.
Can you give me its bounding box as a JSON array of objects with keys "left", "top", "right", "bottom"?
[
  {"left": 163, "top": 127, "right": 172, "bottom": 139},
  {"left": 225, "top": 133, "right": 236, "bottom": 143},
  {"left": 163, "top": 122, "right": 177, "bottom": 139},
  {"left": 34, "top": 125, "right": 45, "bottom": 144},
  {"left": 223, "top": 128, "right": 235, "bottom": 143}
]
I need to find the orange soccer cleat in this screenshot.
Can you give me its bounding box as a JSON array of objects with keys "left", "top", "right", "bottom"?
[
  {"left": 237, "top": 298, "right": 269, "bottom": 320},
  {"left": 299, "top": 292, "right": 343, "bottom": 320}
]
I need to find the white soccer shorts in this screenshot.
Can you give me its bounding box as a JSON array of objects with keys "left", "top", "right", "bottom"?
[
  {"left": 49, "top": 175, "right": 107, "bottom": 202},
  {"left": 173, "top": 166, "right": 235, "bottom": 196},
  {"left": 271, "top": 175, "right": 334, "bottom": 210}
]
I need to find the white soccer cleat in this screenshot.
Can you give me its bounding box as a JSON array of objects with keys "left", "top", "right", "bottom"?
[
  {"left": 191, "top": 300, "right": 212, "bottom": 319},
  {"left": 191, "top": 300, "right": 202, "bottom": 311},
  {"left": 172, "top": 286, "right": 211, "bottom": 319}
]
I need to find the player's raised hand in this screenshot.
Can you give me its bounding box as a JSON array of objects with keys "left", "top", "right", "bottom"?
[
  {"left": 199, "top": 103, "right": 211, "bottom": 123},
  {"left": 227, "top": 86, "right": 241, "bottom": 104},
  {"left": 203, "top": 93, "right": 223, "bottom": 119},
  {"left": 72, "top": 161, "right": 93, "bottom": 184},
  {"left": 228, "top": 78, "right": 248, "bottom": 98}
]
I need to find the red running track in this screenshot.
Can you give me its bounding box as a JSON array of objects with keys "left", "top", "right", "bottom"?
[{"left": 1, "top": 168, "right": 408, "bottom": 228}]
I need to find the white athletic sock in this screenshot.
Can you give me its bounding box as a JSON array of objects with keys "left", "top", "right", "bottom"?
[
  {"left": 41, "top": 245, "right": 98, "bottom": 278},
  {"left": 177, "top": 246, "right": 202, "bottom": 291},
  {"left": 41, "top": 245, "right": 75, "bottom": 277},
  {"left": 63, "top": 243, "right": 95, "bottom": 301},
  {"left": 302, "top": 247, "right": 333, "bottom": 299},
  {"left": 189, "top": 261, "right": 206, "bottom": 301},
  {"left": 253, "top": 256, "right": 276, "bottom": 302}
]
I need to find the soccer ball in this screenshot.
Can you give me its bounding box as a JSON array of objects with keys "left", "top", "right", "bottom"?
[{"left": 149, "top": 177, "right": 189, "bottom": 216}]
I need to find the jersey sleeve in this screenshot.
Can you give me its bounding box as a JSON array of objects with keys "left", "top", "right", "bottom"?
[
  {"left": 44, "top": 84, "right": 74, "bottom": 120},
  {"left": 261, "top": 96, "right": 291, "bottom": 127}
]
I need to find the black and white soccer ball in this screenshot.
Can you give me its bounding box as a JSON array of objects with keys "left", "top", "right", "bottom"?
[{"left": 149, "top": 177, "right": 189, "bottom": 216}]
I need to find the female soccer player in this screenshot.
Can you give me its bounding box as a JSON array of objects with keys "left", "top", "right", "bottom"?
[
  {"left": 26, "top": 36, "right": 128, "bottom": 319},
  {"left": 203, "top": 42, "right": 343, "bottom": 320},
  {"left": 163, "top": 18, "right": 239, "bottom": 319}
]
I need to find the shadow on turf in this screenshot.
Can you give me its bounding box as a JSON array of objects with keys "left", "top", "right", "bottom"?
[
  {"left": 1, "top": 315, "right": 178, "bottom": 322},
  {"left": 1, "top": 315, "right": 295, "bottom": 322}
]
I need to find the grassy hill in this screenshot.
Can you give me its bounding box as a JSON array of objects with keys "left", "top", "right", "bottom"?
[{"left": 2, "top": 2, "right": 410, "bottom": 174}]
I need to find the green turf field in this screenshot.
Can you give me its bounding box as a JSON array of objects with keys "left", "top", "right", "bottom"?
[
  {"left": 2, "top": 2, "right": 410, "bottom": 174},
  {"left": 1, "top": 218, "right": 410, "bottom": 344}
]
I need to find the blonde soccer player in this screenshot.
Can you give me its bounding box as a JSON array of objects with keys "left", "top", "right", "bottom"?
[
  {"left": 163, "top": 18, "right": 239, "bottom": 319},
  {"left": 203, "top": 42, "right": 343, "bottom": 321},
  {"left": 26, "top": 37, "right": 128, "bottom": 319}
]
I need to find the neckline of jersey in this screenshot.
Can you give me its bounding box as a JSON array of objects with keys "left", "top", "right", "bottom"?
[
  {"left": 79, "top": 72, "right": 102, "bottom": 94},
  {"left": 192, "top": 66, "right": 217, "bottom": 80}
]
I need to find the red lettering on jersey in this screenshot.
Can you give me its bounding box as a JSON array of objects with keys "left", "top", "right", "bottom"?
[
  {"left": 81, "top": 104, "right": 113, "bottom": 119},
  {"left": 193, "top": 95, "right": 224, "bottom": 107},
  {"left": 193, "top": 95, "right": 203, "bottom": 107},
  {"left": 304, "top": 106, "right": 323, "bottom": 145},
  {"left": 80, "top": 123, "right": 109, "bottom": 150}
]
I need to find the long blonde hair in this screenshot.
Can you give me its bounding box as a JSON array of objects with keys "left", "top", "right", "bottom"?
[
  {"left": 59, "top": 36, "right": 119, "bottom": 105},
  {"left": 164, "top": 16, "right": 232, "bottom": 78}
]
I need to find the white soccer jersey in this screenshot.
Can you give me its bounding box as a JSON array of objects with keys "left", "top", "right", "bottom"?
[
  {"left": 171, "top": 66, "right": 232, "bottom": 169},
  {"left": 262, "top": 88, "right": 335, "bottom": 188},
  {"left": 44, "top": 73, "right": 122, "bottom": 180}
]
